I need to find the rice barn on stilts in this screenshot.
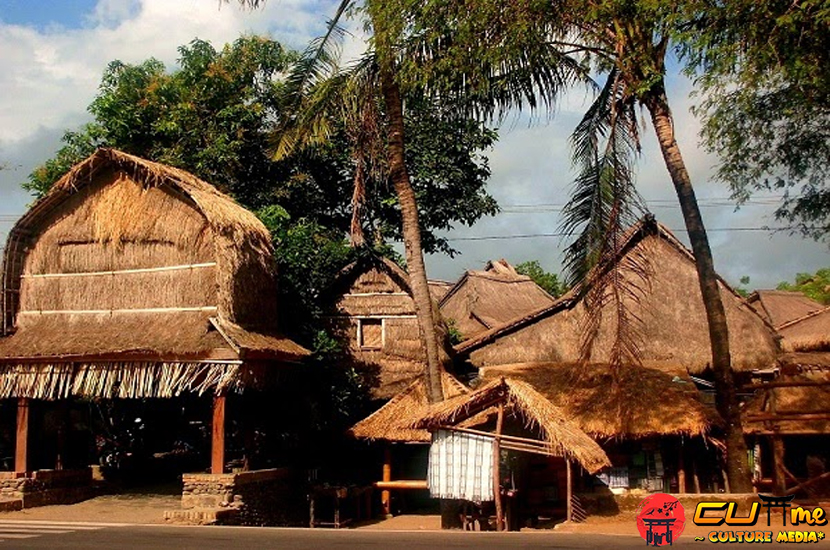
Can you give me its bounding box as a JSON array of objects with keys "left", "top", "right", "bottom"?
[{"left": 0, "top": 149, "right": 308, "bottom": 514}]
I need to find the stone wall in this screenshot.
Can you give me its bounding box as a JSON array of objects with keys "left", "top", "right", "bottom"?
[
  {"left": 0, "top": 468, "right": 93, "bottom": 508},
  {"left": 180, "top": 468, "right": 307, "bottom": 526}
]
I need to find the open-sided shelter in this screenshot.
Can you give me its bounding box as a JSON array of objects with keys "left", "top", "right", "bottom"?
[
  {"left": 439, "top": 259, "right": 556, "bottom": 341},
  {"left": 0, "top": 148, "right": 308, "bottom": 480}
]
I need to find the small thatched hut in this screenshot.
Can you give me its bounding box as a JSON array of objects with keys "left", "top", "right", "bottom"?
[
  {"left": 455, "top": 219, "right": 779, "bottom": 374},
  {"left": 0, "top": 148, "right": 308, "bottom": 478},
  {"left": 439, "top": 259, "right": 556, "bottom": 341},
  {"left": 322, "top": 255, "right": 449, "bottom": 399}
]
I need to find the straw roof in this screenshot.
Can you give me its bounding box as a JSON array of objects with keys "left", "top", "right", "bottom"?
[
  {"left": 747, "top": 290, "right": 826, "bottom": 328},
  {"left": 415, "top": 376, "right": 611, "bottom": 473},
  {"left": 439, "top": 259, "right": 556, "bottom": 339},
  {"left": 0, "top": 148, "right": 308, "bottom": 398},
  {"left": 473, "top": 362, "right": 716, "bottom": 439},
  {"left": 349, "top": 370, "right": 470, "bottom": 442},
  {"left": 743, "top": 366, "right": 830, "bottom": 435},
  {"left": 428, "top": 280, "right": 454, "bottom": 302},
  {"left": 455, "top": 219, "right": 778, "bottom": 374},
  {"left": 776, "top": 307, "right": 830, "bottom": 353}
]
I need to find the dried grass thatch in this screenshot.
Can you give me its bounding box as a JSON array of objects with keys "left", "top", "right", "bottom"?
[
  {"left": 777, "top": 307, "right": 830, "bottom": 353},
  {"left": 476, "top": 362, "right": 716, "bottom": 439},
  {"left": 456, "top": 220, "right": 778, "bottom": 374},
  {"left": 2, "top": 148, "right": 279, "bottom": 333},
  {"left": 323, "top": 254, "right": 451, "bottom": 399},
  {"left": 349, "top": 370, "right": 469, "bottom": 442},
  {"left": 428, "top": 280, "right": 454, "bottom": 302},
  {"left": 0, "top": 149, "right": 308, "bottom": 399},
  {"left": 747, "top": 290, "right": 825, "bottom": 327},
  {"left": 415, "top": 376, "right": 611, "bottom": 473},
  {"left": 439, "top": 259, "right": 556, "bottom": 339}
]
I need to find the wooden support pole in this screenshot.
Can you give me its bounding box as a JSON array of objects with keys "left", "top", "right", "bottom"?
[
  {"left": 381, "top": 445, "right": 392, "bottom": 517},
  {"left": 15, "top": 398, "right": 29, "bottom": 475},
  {"left": 211, "top": 394, "right": 226, "bottom": 475},
  {"left": 493, "top": 403, "right": 504, "bottom": 532},
  {"left": 772, "top": 435, "right": 786, "bottom": 495},
  {"left": 677, "top": 446, "right": 686, "bottom": 494},
  {"left": 566, "top": 459, "right": 573, "bottom": 523}
]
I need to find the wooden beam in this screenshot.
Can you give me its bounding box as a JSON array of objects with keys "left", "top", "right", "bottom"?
[
  {"left": 381, "top": 445, "right": 392, "bottom": 516},
  {"left": 375, "top": 480, "right": 428, "bottom": 490},
  {"left": 493, "top": 403, "right": 504, "bottom": 532},
  {"left": 211, "top": 395, "right": 226, "bottom": 475},
  {"left": 743, "top": 380, "right": 830, "bottom": 390},
  {"left": 15, "top": 398, "right": 29, "bottom": 475},
  {"left": 785, "top": 471, "right": 830, "bottom": 496}
]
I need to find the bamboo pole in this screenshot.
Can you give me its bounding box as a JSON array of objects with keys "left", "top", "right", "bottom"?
[
  {"left": 677, "top": 444, "right": 686, "bottom": 494},
  {"left": 382, "top": 445, "right": 392, "bottom": 517},
  {"left": 772, "top": 436, "right": 786, "bottom": 494},
  {"left": 20, "top": 262, "right": 217, "bottom": 278},
  {"left": 375, "top": 480, "right": 428, "bottom": 490},
  {"left": 211, "top": 394, "right": 226, "bottom": 475},
  {"left": 493, "top": 403, "right": 504, "bottom": 532},
  {"left": 15, "top": 398, "right": 29, "bottom": 475}
]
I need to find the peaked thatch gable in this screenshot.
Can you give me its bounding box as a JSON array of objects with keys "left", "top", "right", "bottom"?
[
  {"left": 0, "top": 149, "right": 308, "bottom": 399},
  {"left": 414, "top": 376, "right": 611, "bottom": 473},
  {"left": 748, "top": 290, "right": 826, "bottom": 329},
  {"left": 456, "top": 219, "right": 778, "bottom": 374},
  {"left": 439, "top": 259, "right": 556, "bottom": 340},
  {"left": 349, "top": 370, "right": 469, "bottom": 442}
]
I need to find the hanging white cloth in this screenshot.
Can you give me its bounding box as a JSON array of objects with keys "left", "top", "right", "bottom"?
[{"left": 427, "top": 429, "right": 494, "bottom": 502}]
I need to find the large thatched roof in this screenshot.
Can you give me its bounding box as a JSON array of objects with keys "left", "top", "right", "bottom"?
[
  {"left": 414, "top": 376, "right": 611, "bottom": 474},
  {"left": 349, "top": 370, "right": 470, "bottom": 442},
  {"left": 0, "top": 148, "right": 308, "bottom": 398},
  {"left": 455, "top": 218, "right": 778, "bottom": 374},
  {"left": 439, "top": 259, "right": 556, "bottom": 339},
  {"left": 475, "top": 362, "right": 716, "bottom": 439}
]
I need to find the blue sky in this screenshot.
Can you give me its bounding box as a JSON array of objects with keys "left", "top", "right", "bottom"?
[
  {"left": 0, "top": 0, "right": 826, "bottom": 287},
  {"left": 1, "top": 0, "right": 99, "bottom": 28}
]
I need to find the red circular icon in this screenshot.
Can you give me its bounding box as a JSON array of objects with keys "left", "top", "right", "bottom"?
[{"left": 635, "top": 493, "right": 685, "bottom": 546}]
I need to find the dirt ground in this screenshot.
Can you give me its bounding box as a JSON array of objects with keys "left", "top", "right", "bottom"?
[{"left": 0, "top": 490, "right": 826, "bottom": 542}]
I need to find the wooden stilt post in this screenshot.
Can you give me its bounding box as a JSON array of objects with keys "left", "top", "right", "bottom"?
[
  {"left": 772, "top": 435, "right": 786, "bottom": 495},
  {"left": 15, "top": 398, "right": 29, "bottom": 476},
  {"left": 566, "top": 459, "right": 573, "bottom": 523},
  {"left": 493, "top": 403, "right": 504, "bottom": 532},
  {"left": 381, "top": 444, "right": 392, "bottom": 517},
  {"left": 677, "top": 444, "right": 686, "bottom": 494},
  {"left": 692, "top": 454, "right": 701, "bottom": 494},
  {"left": 211, "top": 394, "right": 226, "bottom": 475}
]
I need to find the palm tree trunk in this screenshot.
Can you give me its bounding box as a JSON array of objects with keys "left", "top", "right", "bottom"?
[
  {"left": 643, "top": 81, "right": 753, "bottom": 493},
  {"left": 350, "top": 156, "right": 367, "bottom": 247},
  {"left": 379, "top": 66, "right": 445, "bottom": 405}
]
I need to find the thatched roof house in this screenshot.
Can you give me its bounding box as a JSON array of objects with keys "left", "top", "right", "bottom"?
[
  {"left": 349, "top": 370, "right": 469, "bottom": 443},
  {"left": 0, "top": 148, "right": 308, "bottom": 400},
  {"left": 456, "top": 219, "right": 779, "bottom": 374},
  {"left": 439, "top": 259, "right": 556, "bottom": 340},
  {"left": 476, "top": 363, "right": 716, "bottom": 439},
  {"left": 743, "top": 364, "right": 830, "bottom": 435},
  {"left": 415, "top": 377, "right": 611, "bottom": 473},
  {"left": 323, "top": 254, "right": 449, "bottom": 399}
]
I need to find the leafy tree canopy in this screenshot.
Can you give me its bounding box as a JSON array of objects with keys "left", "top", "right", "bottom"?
[
  {"left": 515, "top": 260, "right": 565, "bottom": 298},
  {"left": 24, "top": 35, "right": 499, "bottom": 338},
  {"left": 777, "top": 267, "right": 830, "bottom": 305},
  {"left": 683, "top": 0, "right": 830, "bottom": 240},
  {"left": 24, "top": 36, "right": 498, "bottom": 256}
]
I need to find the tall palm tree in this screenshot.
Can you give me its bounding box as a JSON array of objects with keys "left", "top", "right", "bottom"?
[
  {"left": 235, "top": 0, "right": 446, "bottom": 404},
  {"left": 384, "top": 0, "right": 752, "bottom": 491}
]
